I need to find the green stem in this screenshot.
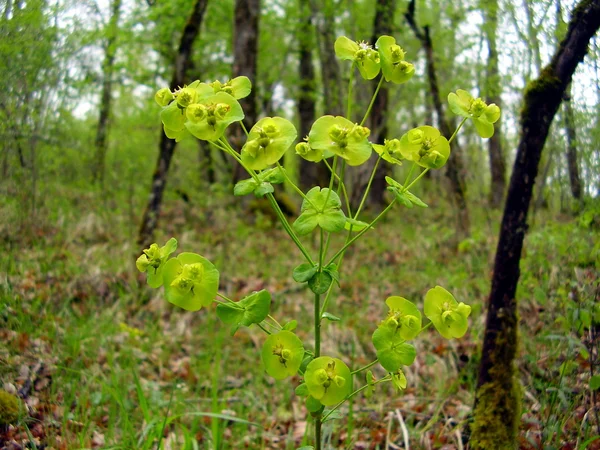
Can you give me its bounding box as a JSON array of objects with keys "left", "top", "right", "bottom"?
[
  {"left": 448, "top": 117, "right": 468, "bottom": 145},
  {"left": 322, "top": 375, "right": 392, "bottom": 422},
  {"left": 347, "top": 63, "right": 355, "bottom": 119},
  {"left": 324, "top": 159, "right": 351, "bottom": 215},
  {"left": 266, "top": 193, "right": 314, "bottom": 265},
  {"left": 403, "top": 168, "right": 429, "bottom": 192},
  {"left": 276, "top": 161, "right": 316, "bottom": 209},
  {"left": 419, "top": 322, "right": 433, "bottom": 333},
  {"left": 360, "top": 75, "right": 384, "bottom": 127},
  {"left": 323, "top": 156, "right": 338, "bottom": 210},
  {"left": 267, "top": 314, "right": 282, "bottom": 329},
  {"left": 239, "top": 120, "right": 249, "bottom": 137},
  {"left": 209, "top": 140, "right": 230, "bottom": 152},
  {"left": 327, "top": 199, "right": 396, "bottom": 266},
  {"left": 257, "top": 323, "right": 271, "bottom": 335},
  {"left": 354, "top": 156, "right": 381, "bottom": 219},
  {"left": 350, "top": 359, "right": 378, "bottom": 375},
  {"left": 403, "top": 162, "right": 417, "bottom": 189}
]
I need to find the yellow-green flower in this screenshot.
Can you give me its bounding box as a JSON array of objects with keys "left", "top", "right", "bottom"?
[
  {"left": 424, "top": 286, "right": 471, "bottom": 339},
  {"left": 210, "top": 76, "right": 252, "bottom": 99},
  {"left": 334, "top": 36, "right": 381, "bottom": 80},
  {"left": 136, "top": 238, "right": 178, "bottom": 288},
  {"left": 398, "top": 126, "right": 450, "bottom": 169},
  {"left": 372, "top": 139, "right": 403, "bottom": 165},
  {"left": 308, "top": 116, "right": 372, "bottom": 166},
  {"left": 448, "top": 89, "right": 500, "bottom": 138},
  {"left": 261, "top": 331, "right": 305, "bottom": 380},
  {"left": 241, "top": 117, "right": 297, "bottom": 170},
  {"left": 304, "top": 357, "right": 352, "bottom": 406},
  {"left": 375, "top": 35, "right": 415, "bottom": 84}
]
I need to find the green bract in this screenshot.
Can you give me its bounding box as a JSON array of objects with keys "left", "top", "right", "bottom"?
[
  {"left": 391, "top": 370, "right": 407, "bottom": 392},
  {"left": 261, "top": 331, "right": 305, "bottom": 380},
  {"left": 292, "top": 187, "right": 346, "bottom": 235},
  {"left": 308, "top": 116, "right": 372, "bottom": 166},
  {"left": 376, "top": 35, "right": 415, "bottom": 84},
  {"left": 372, "top": 325, "right": 417, "bottom": 372},
  {"left": 136, "top": 238, "right": 178, "bottom": 288},
  {"left": 304, "top": 357, "right": 352, "bottom": 406},
  {"left": 233, "top": 166, "right": 286, "bottom": 197},
  {"left": 216, "top": 290, "right": 271, "bottom": 335},
  {"left": 162, "top": 252, "right": 219, "bottom": 311},
  {"left": 184, "top": 92, "right": 244, "bottom": 141},
  {"left": 241, "top": 117, "right": 298, "bottom": 170},
  {"left": 334, "top": 36, "right": 380, "bottom": 80},
  {"left": 296, "top": 142, "right": 325, "bottom": 163},
  {"left": 210, "top": 76, "right": 252, "bottom": 99},
  {"left": 448, "top": 89, "right": 501, "bottom": 138},
  {"left": 372, "top": 139, "right": 403, "bottom": 165},
  {"left": 383, "top": 296, "right": 422, "bottom": 340},
  {"left": 424, "top": 286, "right": 471, "bottom": 339},
  {"left": 398, "top": 126, "right": 450, "bottom": 169}
]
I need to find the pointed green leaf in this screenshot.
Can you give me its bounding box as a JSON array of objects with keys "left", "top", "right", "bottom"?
[
  {"left": 254, "top": 182, "right": 274, "bottom": 197},
  {"left": 321, "top": 312, "right": 341, "bottom": 322},
  {"left": 233, "top": 178, "right": 258, "bottom": 196},
  {"left": 293, "top": 263, "right": 319, "bottom": 283},
  {"left": 216, "top": 290, "right": 271, "bottom": 334}
]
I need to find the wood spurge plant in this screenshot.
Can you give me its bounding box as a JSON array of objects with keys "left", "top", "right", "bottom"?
[{"left": 139, "top": 35, "right": 500, "bottom": 449}]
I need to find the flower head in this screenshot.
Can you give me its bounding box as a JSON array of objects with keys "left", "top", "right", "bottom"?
[
  {"left": 334, "top": 36, "right": 381, "bottom": 80},
  {"left": 162, "top": 252, "right": 220, "bottom": 311},
  {"left": 184, "top": 92, "right": 245, "bottom": 141},
  {"left": 398, "top": 126, "right": 450, "bottom": 169},
  {"left": 304, "top": 357, "right": 352, "bottom": 406},
  {"left": 261, "top": 331, "right": 305, "bottom": 380},
  {"left": 372, "top": 138, "right": 404, "bottom": 165},
  {"left": 308, "top": 116, "right": 372, "bottom": 166},
  {"left": 383, "top": 296, "right": 422, "bottom": 340},
  {"left": 376, "top": 35, "right": 415, "bottom": 84},
  {"left": 424, "top": 286, "right": 471, "bottom": 339},
  {"left": 241, "top": 117, "right": 297, "bottom": 170},
  {"left": 210, "top": 76, "right": 252, "bottom": 99},
  {"left": 136, "top": 238, "right": 178, "bottom": 288},
  {"left": 448, "top": 89, "right": 501, "bottom": 138}
]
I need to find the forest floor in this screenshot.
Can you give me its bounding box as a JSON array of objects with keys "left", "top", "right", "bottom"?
[{"left": 0, "top": 191, "right": 599, "bottom": 449}]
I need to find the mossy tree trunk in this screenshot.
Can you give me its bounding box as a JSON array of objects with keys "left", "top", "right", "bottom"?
[
  {"left": 405, "top": 0, "right": 470, "bottom": 238},
  {"left": 137, "top": 0, "right": 209, "bottom": 250},
  {"left": 471, "top": 1, "right": 600, "bottom": 448}
]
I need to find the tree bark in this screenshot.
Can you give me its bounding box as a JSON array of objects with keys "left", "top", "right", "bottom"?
[
  {"left": 563, "top": 83, "right": 583, "bottom": 199},
  {"left": 297, "top": 0, "right": 327, "bottom": 189},
  {"left": 482, "top": 0, "right": 506, "bottom": 208},
  {"left": 137, "top": 0, "right": 209, "bottom": 249},
  {"left": 231, "top": 0, "right": 260, "bottom": 182},
  {"left": 350, "top": 0, "right": 395, "bottom": 208},
  {"left": 94, "top": 0, "right": 121, "bottom": 187},
  {"left": 405, "top": 0, "right": 470, "bottom": 238},
  {"left": 470, "top": 2, "right": 600, "bottom": 448}
]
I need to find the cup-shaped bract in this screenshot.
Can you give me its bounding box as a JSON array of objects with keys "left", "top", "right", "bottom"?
[
  {"left": 384, "top": 296, "right": 422, "bottom": 341},
  {"left": 184, "top": 92, "right": 244, "bottom": 142},
  {"left": 424, "top": 286, "right": 471, "bottom": 339},
  {"left": 292, "top": 186, "right": 346, "bottom": 235},
  {"left": 241, "top": 117, "right": 298, "bottom": 170},
  {"left": 308, "top": 116, "right": 372, "bottom": 166},
  {"left": 305, "top": 357, "right": 352, "bottom": 406},
  {"left": 372, "top": 138, "right": 403, "bottom": 165},
  {"left": 447, "top": 89, "right": 501, "bottom": 138},
  {"left": 372, "top": 325, "right": 417, "bottom": 372},
  {"left": 376, "top": 35, "right": 415, "bottom": 84},
  {"left": 136, "top": 238, "right": 178, "bottom": 288},
  {"left": 162, "top": 252, "right": 219, "bottom": 311},
  {"left": 261, "top": 331, "right": 305, "bottom": 380},
  {"left": 398, "top": 126, "right": 450, "bottom": 169},
  {"left": 334, "top": 36, "right": 380, "bottom": 80},
  {"left": 211, "top": 76, "right": 252, "bottom": 99}
]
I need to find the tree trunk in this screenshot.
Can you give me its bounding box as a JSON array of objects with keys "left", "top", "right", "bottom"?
[
  {"left": 482, "top": 0, "right": 506, "bottom": 208},
  {"left": 297, "top": 0, "right": 327, "bottom": 189},
  {"left": 470, "top": 2, "right": 600, "bottom": 448},
  {"left": 350, "top": 0, "right": 396, "bottom": 208},
  {"left": 93, "top": 0, "right": 121, "bottom": 187},
  {"left": 231, "top": 0, "right": 260, "bottom": 182},
  {"left": 405, "top": 0, "right": 470, "bottom": 238},
  {"left": 563, "top": 83, "right": 583, "bottom": 200},
  {"left": 311, "top": 0, "right": 343, "bottom": 116},
  {"left": 137, "top": 0, "right": 210, "bottom": 249}
]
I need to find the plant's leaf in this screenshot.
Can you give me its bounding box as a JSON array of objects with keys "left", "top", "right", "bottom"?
[
  {"left": 590, "top": 375, "right": 600, "bottom": 391},
  {"left": 308, "top": 271, "right": 333, "bottom": 295},
  {"left": 282, "top": 320, "right": 298, "bottom": 331},
  {"left": 321, "top": 312, "right": 341, "bottom": 322},
  {"left": 233, "top": 178, "right": 258, "bottom": 196},
  {"left": 372, "top": 326, "right": 416, "bottom": 372},
  {"left": 344, "top": 217, "right": 370, "bottom": 231},
  {"left": 305, "top": 395, "right": 324, "bottom": 413},
  {"left": 216, "top": 290, "right": 271, "bottom": 335},
  {"left": 254, "top": 182, "right": 274, "bottom": 198},
  {"left": 404, "top": 190, "right": 428, "bottom": 207},
  {"left": 293, "top": 263, "right": 319, "bottom": 283},
  {"left": 295, "top": 383, "right": 309, "bottom": 397},
  {"left": 322, "top": 410, "right": 344, "bottom": 423}
]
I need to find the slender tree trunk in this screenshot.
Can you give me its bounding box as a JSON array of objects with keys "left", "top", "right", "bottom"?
[
  {"left": 297, "top": 0, "right": 327, "bottom": 189},
  {"left": 137, "top": 0, "right": 210, "bottom": 249},
  {"left": 350, "top": 0, "right": 396, "bottom": 208},
  {"left": 471, "top": 2, "right": 600, "bottom": 448},
  {"left": 563, "top": 83, "right": 583, "bottom": 199},
  {"left": 231, "top": 0, "right": 260, "bottom": 182},
  {"left": 198, "top": 140, "right": 215, "bottom": 185},
  {"left": 405, "top": 0, "right": 470, "bottom": 238},
  {"left": 93, "top": 0, "right": 121, "bottom": 187},
  {"left": 311, "top": 0, "right": 343, "bottom": 116},
  {"left": 482, "top": 0, "right": 506, "bottom": 208}
]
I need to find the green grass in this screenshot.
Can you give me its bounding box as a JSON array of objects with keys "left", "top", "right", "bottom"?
[{"left": 1, "top": 176, "right": 599, "bottom": 448}]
